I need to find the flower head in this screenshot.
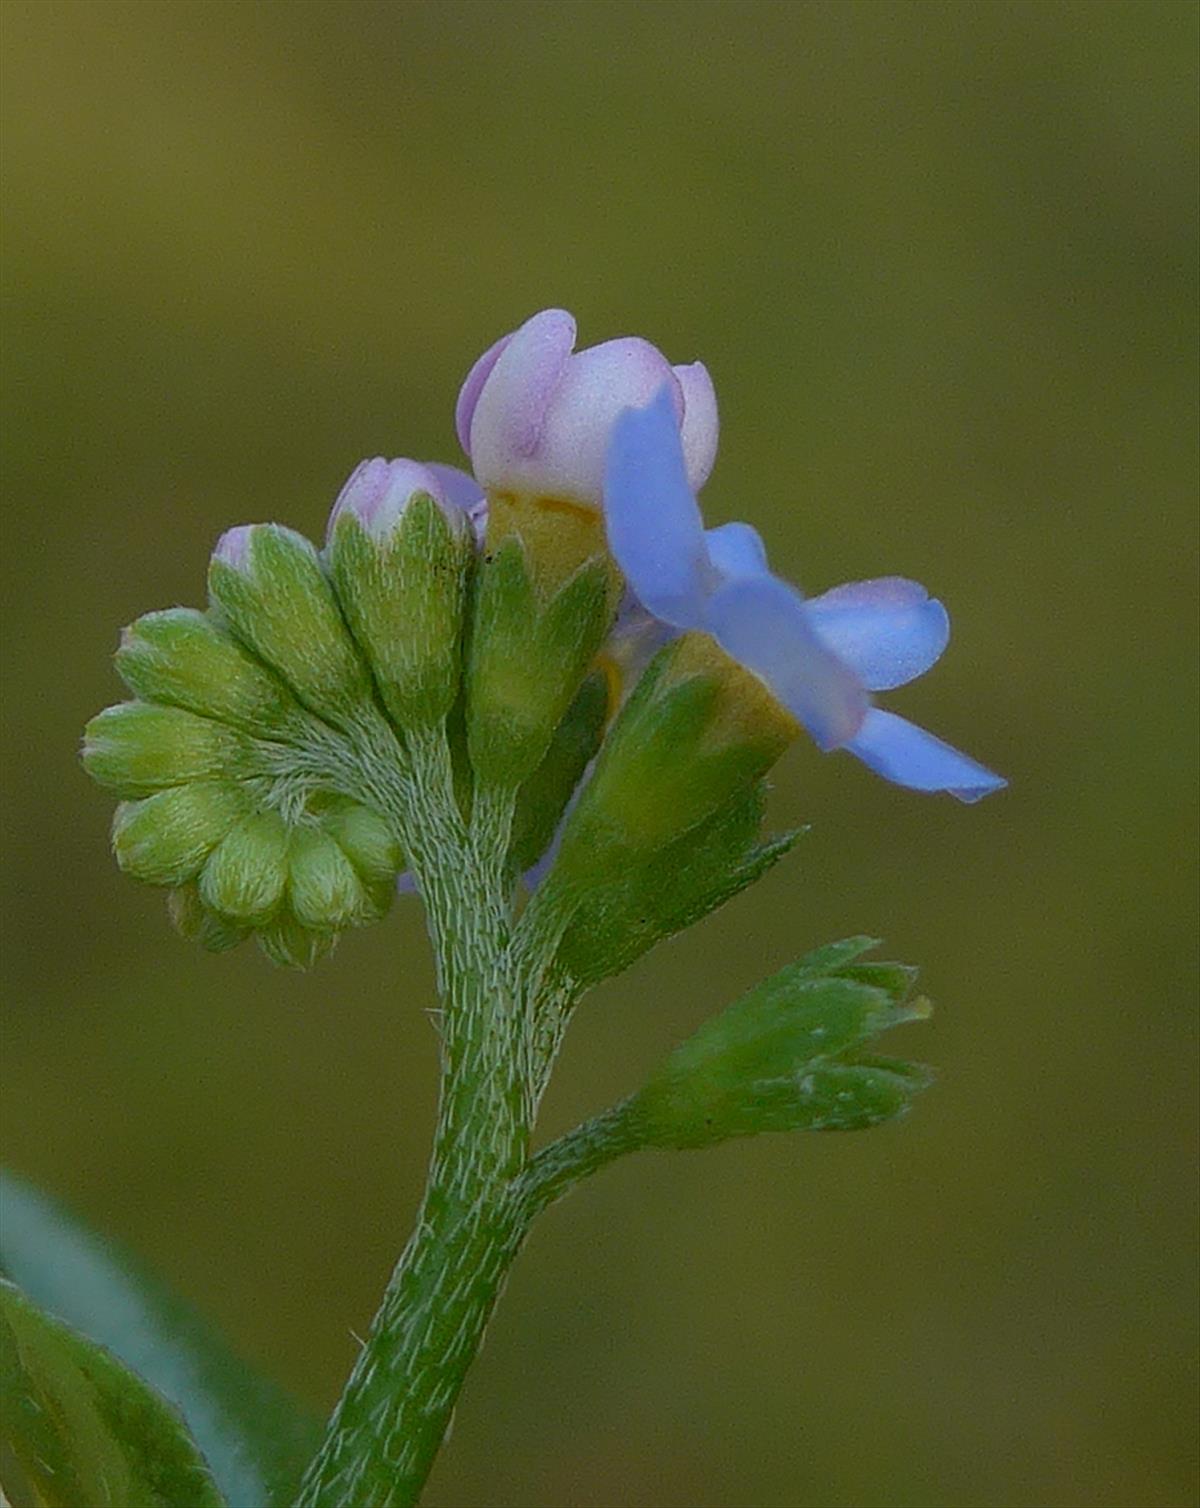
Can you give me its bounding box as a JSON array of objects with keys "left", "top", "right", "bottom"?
[
  {"left": 455, "top": 308, "right": 718, "bottom": 508},
  {"left": 603, "top": 388, "right": 1005, "bottom": 802}
]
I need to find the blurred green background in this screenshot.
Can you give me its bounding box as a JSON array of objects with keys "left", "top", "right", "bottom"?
[{"left": 2, "top": 2, "right": 1197, "bottom": 1505}]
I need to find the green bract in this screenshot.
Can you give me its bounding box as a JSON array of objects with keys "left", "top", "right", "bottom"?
[
  {"left": 509, "top": 669, "right": 608, "bottom": 878},
  {"left": 631, "top": 938, "right": 933, "bottom": 1147},
  {"left": 553, "top": 781, "right": 803, "bottom": 990}
]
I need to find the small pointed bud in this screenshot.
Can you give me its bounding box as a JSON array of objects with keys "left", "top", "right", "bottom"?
[
  {"left": 326, "top": 459, "right": 471, "bottom": 729},
  {"left": 329, "top": 457, "right": 468, "bottom": 542},
  {"left": 318, "top": 797, "right": 403, "bottom": 887},
  {"left": 286, "top": 826, "right": 369, "bottom": 930},
  {"left": 168, "top": 883, "right": 250, "bottom": 954},
  {"left": 552, "top": 633, "right": 798, "bottom": 883},
  {"left": 631, "top": 942, "right": 932, "bottom": 1149},
  {"left": 198, "top": 809, "right": 290, "bottom": 924},
  {"left": 207, "top": 524, "right": 371, "bottom": 731},
  {"left": 116, "top": 609, "right": 303, "bottom": 738},
  {"left": 112, "top": 781, "right": 248, "bottom": 887},
  {"left": 82, "top": 702, "right": 254, "bottom": 797},
  {"left": 257, "top": 912, "right": 335, "bottom": 971}
]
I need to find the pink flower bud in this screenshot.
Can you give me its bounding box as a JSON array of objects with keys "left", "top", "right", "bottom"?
[
  {"left": 326, "top": 458, "right": 472, "bottom": 544},
  {"left": 455, "top": 309, "right": 719, "bottom": 507},
  {"left": 213, "top": 524, "right": 255, "bottom": 572}
]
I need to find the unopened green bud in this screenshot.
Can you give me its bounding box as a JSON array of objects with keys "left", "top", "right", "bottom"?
[
  {"left": 632, "top": 941, "right": 932, "bottom": 1148},
  {"left": 168, "top": 883, "right": 250, "bottom": 954},
  {"left": 83, "top": 702, "right": 254, "bottom": 797},
  {"left": 317, "top": 796, "right": 402, "bottom": 887},
  {"left": 198, "top": 809, "right": 289, "bottom": 924},
  {"left": 168, "top": 795, "right": 399, "bottom": 963},
  {"left": 556, "top": 781, "right": 801, "bottom": 989},
  {"left": 208, "top": 525, "right": 371, "bottom": 731},
  {"left": 286, "top": 825, "right": 369, "bottom": 930},
  {"left": 257, "top": 912, "right": 335, "bottom": 971},
  {"left": 115, "top": 608, "right": 302, "bottom": 738},
  {"left": 553, "top": 633, "right": 796, "bottom": 882},
  {"left": 326, "top": 462, "right": 472, "bottom": 730},
  {"left": 465, "top": 493, "right": 619, "bottom": 788},
  {"left": 112, "top": 781, "right": 248, "bottom": 887}
]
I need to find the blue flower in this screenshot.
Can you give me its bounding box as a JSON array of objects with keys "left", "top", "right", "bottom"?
[{"left": 603, "top": 388, "right": 1006, "bottom": 803}]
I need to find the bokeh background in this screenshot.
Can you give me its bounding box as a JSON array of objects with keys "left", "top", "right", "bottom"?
[{"left": 2, "top": 3, "right": 1197, "bottom": 1505}]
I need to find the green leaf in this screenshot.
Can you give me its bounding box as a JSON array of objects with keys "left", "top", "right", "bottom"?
[
  {"left": 0, "top": 1172, "right": 319, "bottom": 1507},
  {"left": 0, "top": 1277, "right": 225, "bottom": 1508},
  {"left": 631, "top": 941, "right": 933, "bottom": 1148},
  {"left": 555, "top": 781, "right": 803, "bottom": 988}
]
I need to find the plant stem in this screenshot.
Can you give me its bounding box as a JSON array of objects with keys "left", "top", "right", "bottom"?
[
  {"left": 514, "top": 1099, "right": 646, "bottom": 1221},
  {"left": 294, "top": 739, "right": 528, "bottom": 1508}
]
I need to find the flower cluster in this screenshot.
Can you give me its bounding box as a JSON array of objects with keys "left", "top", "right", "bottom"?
[{"left": 83, "top": 306, "right": 1002, "bottom": 967}]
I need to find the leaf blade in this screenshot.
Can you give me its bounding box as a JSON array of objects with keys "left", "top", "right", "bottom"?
[
  {"left": 0, "top": 1173, "right": 318, "bottom": 1507},
  {"left": 0, "top": 1277, "right": 225, "bottom": 1508}
]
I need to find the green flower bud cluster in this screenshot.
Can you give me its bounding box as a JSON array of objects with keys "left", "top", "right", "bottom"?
[
  {"left": 166, "top": 794, "right": 401, "bottom": 969},
  {"left": 84, "top": 551, "right": 405, "bottom": 967}
]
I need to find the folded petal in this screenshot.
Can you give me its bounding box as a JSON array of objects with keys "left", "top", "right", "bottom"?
[
  {"left": 455, "top": 331, "right": 512, "bottom": 455},
  {"left": 703, "top": 572, "right": 868, "bottom": 750},
  {"left": 604, "top": 387, "right": 713, "bottom": 627},
  {"left": 535, "top": 337, "right": 681, "bottom": 504},
  {"left": 806, "top": 577, "right": 950, "bottom": 691},
  {"left": 673, "top": 360, "right": 719, "bottom": 491},
  {"left": 423, "top": 462, "right": 485, "bottom": 514},
  {"left": 844, "top": 707, "right": 1006, "bottom": 802},
  {"left": 705, "top": 521, "right": 769, "bottom": 581},
  {"left": 467, "top": 308, "right": 576, "bottom": 481}
]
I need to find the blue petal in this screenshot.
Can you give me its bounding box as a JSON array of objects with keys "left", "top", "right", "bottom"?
[
  {"left": 806, "top": 578, "right": 950, "bottom": 691},
  {"left": 705, "top": 521, "right": 769, "bottom": 580},
  {"left": 844, "top": 708, "right": 1006, "bottom": 802},
  {"left": 704, "top": 573, "right": 868, "bottom": 750},
  {"left": 603, "top": 387, "right": 713, "bottom": 628}
]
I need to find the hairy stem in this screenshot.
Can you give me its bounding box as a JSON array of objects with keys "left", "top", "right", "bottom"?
[
  {"left": 514, "top": 1099, "right": 646, "bottom": 1222},
  {"left": 294, "top": 738, "right": 528, "bottom": 1508}
]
